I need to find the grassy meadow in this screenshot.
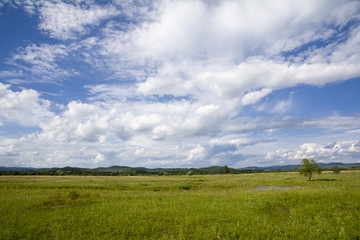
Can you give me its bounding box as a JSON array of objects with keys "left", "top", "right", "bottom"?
[{"left": 1, "top": 171, "right": 360, "bottom": 239}]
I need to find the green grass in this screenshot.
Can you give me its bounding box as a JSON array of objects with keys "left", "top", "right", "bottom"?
[{"left": 1, "top": 171, "right": 360, "bottom": 239}]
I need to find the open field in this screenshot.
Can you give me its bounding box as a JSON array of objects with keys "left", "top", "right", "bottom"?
[{"left": 1, "top": 171, "right": 360, "bottom": 239}]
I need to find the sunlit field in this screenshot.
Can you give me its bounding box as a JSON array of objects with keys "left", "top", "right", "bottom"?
[{"left": 1, "top": 171, "right": 360, "bottom": 239}]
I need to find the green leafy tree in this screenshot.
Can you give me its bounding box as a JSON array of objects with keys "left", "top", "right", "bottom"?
[
  {"left": 332, "top": 165, "right": 341, "bottom": 174},
  {"left": 224, "top": 165, "right": 230, "bottom": 174},
  {"left": 298, "top": 158, "right": 322, "bottom": 181}
]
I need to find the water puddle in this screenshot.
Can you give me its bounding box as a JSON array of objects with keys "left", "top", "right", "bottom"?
[{"left": 253, "top": 186, "right": 299, "bottom": 190}]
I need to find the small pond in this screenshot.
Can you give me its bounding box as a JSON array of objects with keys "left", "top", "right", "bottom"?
[{"left": 253, "top": 186, "right": 299, "bottom": 190}]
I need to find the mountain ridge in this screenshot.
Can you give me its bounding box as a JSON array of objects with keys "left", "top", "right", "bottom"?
[{"left": 1, "top": 162, "right": 359, "bottom": 173}]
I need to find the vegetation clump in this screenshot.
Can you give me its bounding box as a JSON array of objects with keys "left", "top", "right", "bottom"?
[
  {"left": 224, "top": 165, "right": 230, "bottom": 174},
  {"left": 298, "top": 158, "right": 322, "bottom": 181},
  {"left": 332, "top": 164, "right": 341, "bottom": 174}
]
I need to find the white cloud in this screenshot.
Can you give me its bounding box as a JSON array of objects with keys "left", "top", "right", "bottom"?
[
  {"left": 96, "top": 0, "right": 360, "bottom": 110},
  {"left": 228, "top": 114, "right": 360, "bottom": 134},
  {"left": 185, "top": 136, "right": 275, "bottom": 167},
  {"left": 0, "top": 83, "right": 53, "bottom": 127},
  {"left": 197, "top": 58, "right": 360, "bottom": 100},
  {"left": 12, "top": 44, "right": 68, "bottom": 64},
  {"left": 38, "top": 1, "right": 118, "bottom": 40},
  {"left": 7, "top": 1, "right": 360, "bottom": 89},
  {"left": 129, "top": 49, "right": 360, "bottom": 108},
  {"left": 0, "top": 139, "right": 18, "bottom": 157},
  {"left": 135, "top": 148, "right": 144, "bottom": 156},
  {"left": 93, "top": 153, "right": 105, "bottom": 164},
  {"left": 241, "top": 88, "right": 272, "bottom": 106},
  {"left": 331, "top": 1, "right": 360, "bottom": 28},
  {"left": 265, "top": 149, "right": 293, "bottom": 161},
  {"left": 187, "top": 144, "right": 206, "bottom": 162},
  {"left": 115, "top": 1, "right": 346, "bottom": 60},
  {"left": 63, "top": 101, "right": 99, "bottom": 120},
  {"left": 266, "top": 140, "right": 360, "bottom": 162},
  {"left": 99, "top": 1, "right": 355, "bottom": 62},
  {"left": 38, "top": 101, "right": 108, "bottom": 143},
  {"left": 137, "top": 76, "right": 193, "bottom": 97},
  {"left": 2, "top": 97, "right": 360, "bottom": 167},
  {"left": 270, "top": 99, "right": 293, "bottom": 114},
  {"left": 4, "top": 0, "right": 37, "bottom": 15},
  {"left": 34, "top": 99, "right": 225, "bottom": 145},
  {"left": 299, "top": 140, "right": 360, "bottom": 160},
  {"left": 85, "top": 84, "right": 137, "bottom": 102},
  {"left": 128, "top": 114, "right": 163, "bottom": 132},
  {"left": 7, "top": 44, "right": 72, "bottom": 82},
  {"left": 2, "top": 1, "right": 360, "bottom": 168},
  {"left": 301, "top": 114, "right": 360, "bottom": 130}
]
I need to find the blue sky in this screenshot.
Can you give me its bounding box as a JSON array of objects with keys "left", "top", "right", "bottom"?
[{"left": 1, "top": 0, "right": 360, "bottom": 168}]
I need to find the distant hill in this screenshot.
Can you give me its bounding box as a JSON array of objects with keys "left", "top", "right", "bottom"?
[
  {"left": 0, "top": 165, "right": 232, "bottom": 175},
  {"left": 1, "top": 162, "right": 359, "bottom": 175},
  {"left": 0, "top": 166, "right": 38, "bottom": 171},
  {"left": 239, "top": 162, "right": 360, "bottom": 171}
]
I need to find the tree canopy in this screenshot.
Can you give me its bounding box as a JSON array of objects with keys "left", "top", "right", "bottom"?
[
  {"left": 298, "top": 158, "right": 322, "bottom": 181},
  {"left": 332, "top": 165, "right": 341, "bottom": 174}
]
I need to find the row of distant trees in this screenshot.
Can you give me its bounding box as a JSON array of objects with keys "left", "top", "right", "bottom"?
[
  {"left": 0, "top": 167, "right": 260, "bottom": 176},
  {"left": 0, "top": 161, "right": 346, "bottom": 177}
]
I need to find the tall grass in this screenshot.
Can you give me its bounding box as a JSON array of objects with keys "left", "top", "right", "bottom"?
[{"left": 1, "top": 171, "right": 359, "bottom": 239}]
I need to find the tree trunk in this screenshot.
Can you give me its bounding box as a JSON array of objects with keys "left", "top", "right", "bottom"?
[{"left": 308, "top": 172, "right": 312, "bottom": 181}]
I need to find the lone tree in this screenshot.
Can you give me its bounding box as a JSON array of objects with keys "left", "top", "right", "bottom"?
[
  {"left": 332, "top": 164, "right": 341, "bottom": 174},
  {"left": 224, "top": 165, "right": 230, "bottom": 174},
  {"left": 298, "top": 158, "right": 322, "bottom": 181}
]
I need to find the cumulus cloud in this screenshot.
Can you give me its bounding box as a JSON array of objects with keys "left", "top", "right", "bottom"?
[
  {"left": 137, "top": 76, "right": 193, "bottom": 97},
  {"left": 266, "top": 140, "right": 360, "bottom": 162},
  {"left": 34, "top": 99, "right": 226, "bottom": 145},
  {"left": 37, "top": 101, "right": 109, "bottom": 143},
  {"left": 7, "top": 1, "right": 360, "bottom": 90},
  {"left": 0, "top": 83, "right": 53, "bottom": 126},
  {"left": 98, "top": 1, "right": 360, "bottom": 74},
  {"left": 196, "top": 58, "right": 360, "bottom": 101},
  {"left": 0, "top": 139, "right": 18, "bottom": 157},
  {"left": 93, "top": 153, "right": 105, "bottom": 164},
  {"left": 1, "top": 1, "right": 360, "bottom": 168},
  {"left": 102, "top": 1, "right": 347, "bottom": 60},
  {"left": 187, "top": 144, "right": 207, "bottom": 162},
  {"left": 186, "top": 137, "right": 274, "bottom": 165}
]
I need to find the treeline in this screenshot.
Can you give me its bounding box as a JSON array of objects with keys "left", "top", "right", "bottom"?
[
  {"left": 1, "top": 164, "right": 359, "bottom": 176},
  {"left": 0, "top": 167, "right": 269, "bottom": 176}
]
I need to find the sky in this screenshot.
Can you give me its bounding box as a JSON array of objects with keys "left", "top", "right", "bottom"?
[{"left": 0, "top": 0, "right": 360, "bottom": 169}]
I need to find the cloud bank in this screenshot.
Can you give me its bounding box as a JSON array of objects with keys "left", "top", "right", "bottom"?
[{"left": 0, "top": 0, "right": 360, "bottom": 168}]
